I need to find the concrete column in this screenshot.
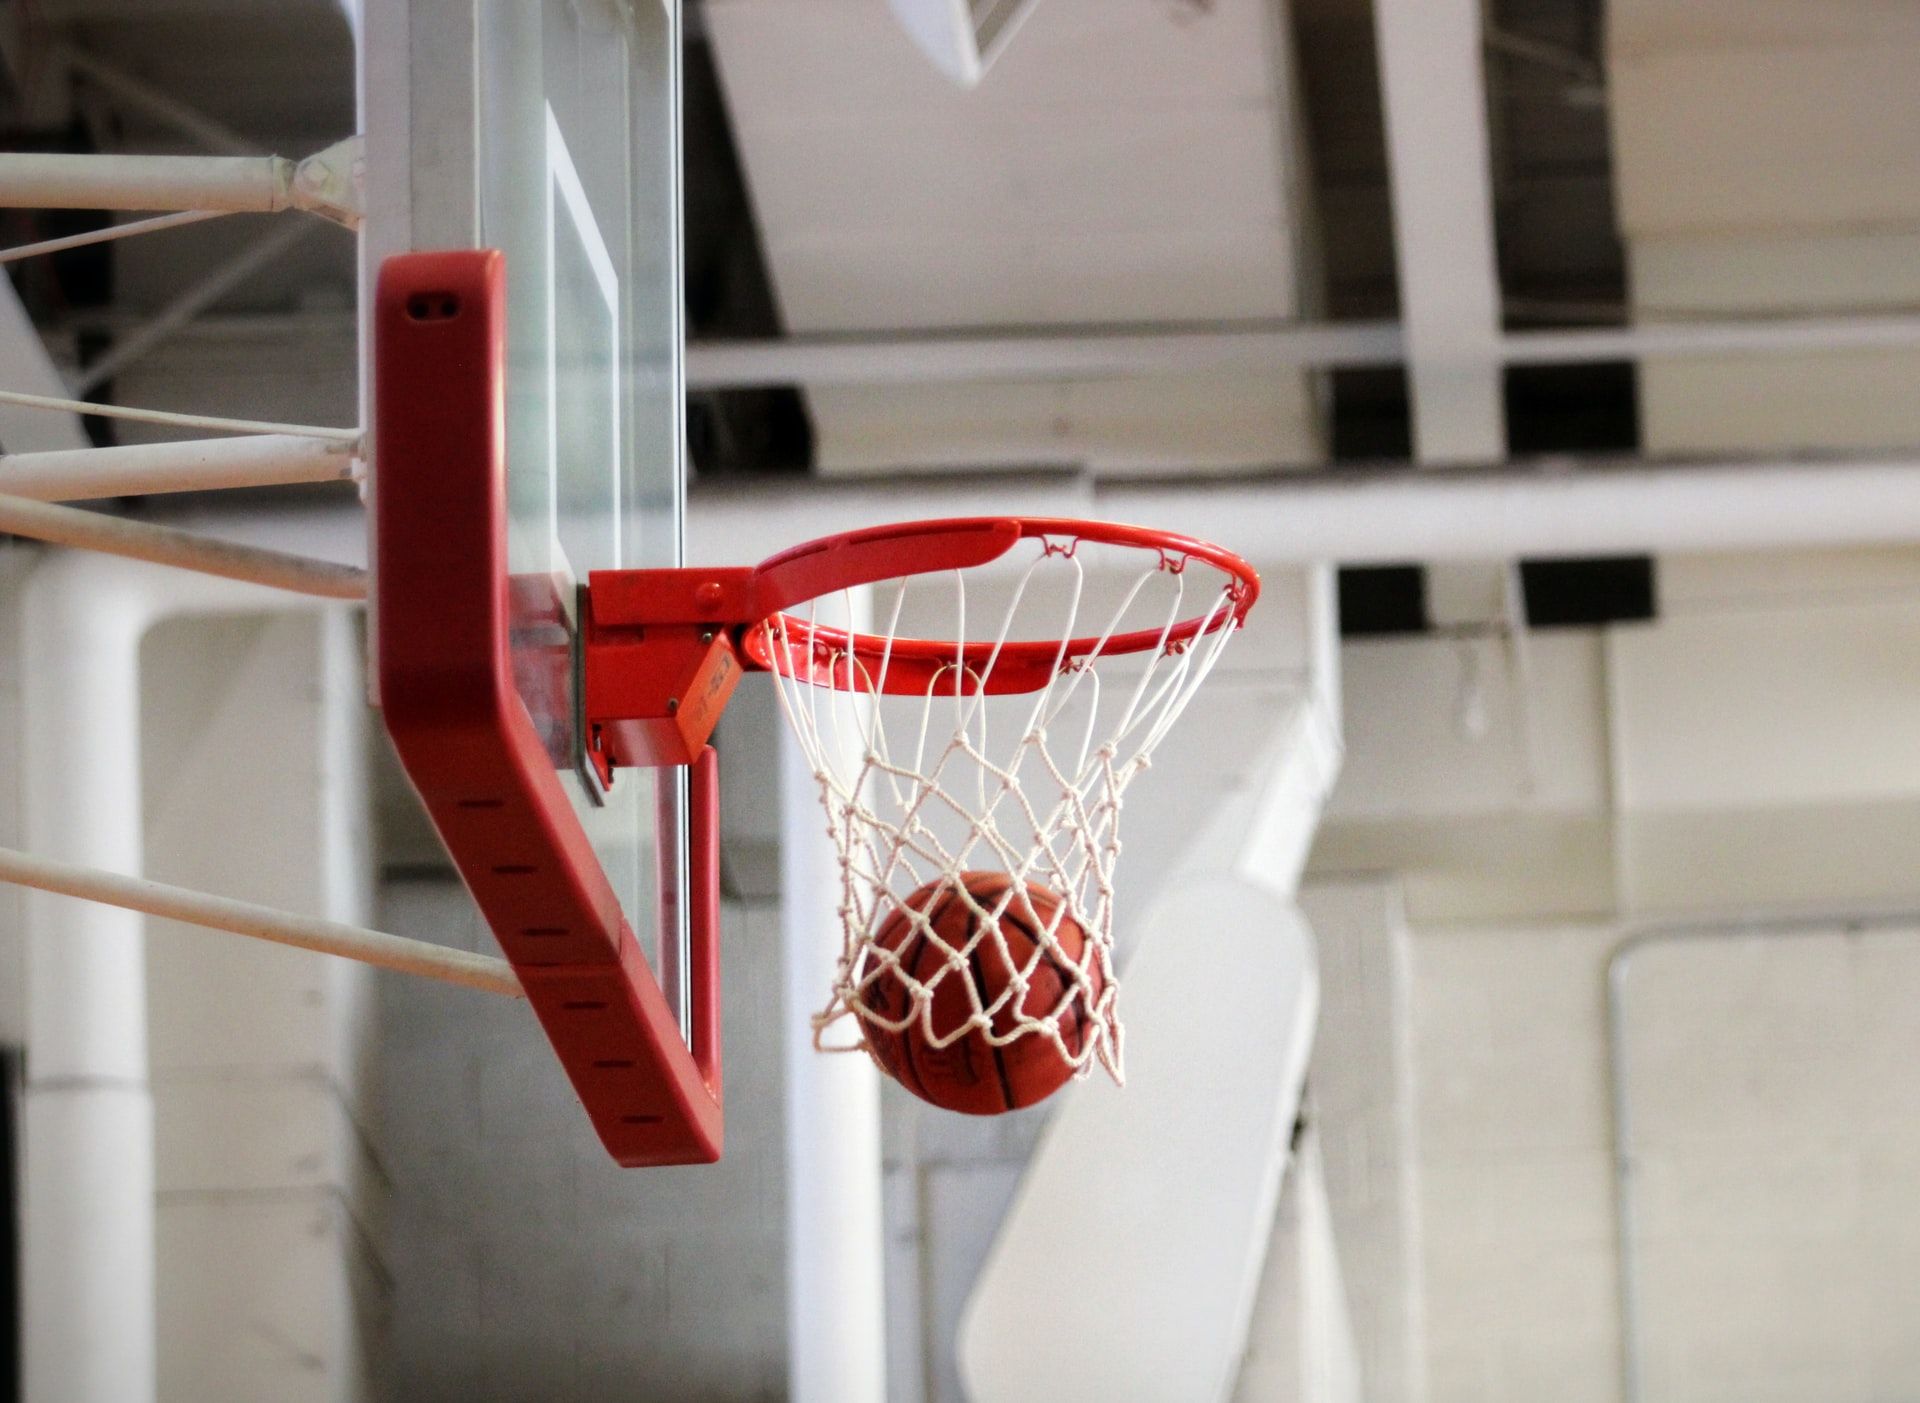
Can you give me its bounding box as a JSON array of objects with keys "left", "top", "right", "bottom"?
[
  {"left": 17, "top": 553, "right": 344, "bottom": 1403},
  {"left": 22, "top": 557, "right": 153, "bottom": 1403}
]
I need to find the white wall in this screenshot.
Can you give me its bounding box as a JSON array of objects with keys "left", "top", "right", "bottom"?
[
  {"left": 1300, "top": 879, "right": 1425, "bottom": 1403},
  {"left": 1407, "top": 917, "right": 1920, "bottom": 1403},
  {"left": 1233, "top": 1132, "right": 1361, "bottom": 1403},
  {"left": 375, "top": 882, "right": 790, "bottom": 1401},
  {"left": 1618, "top": 924, "right": 1920, "bottom": 1401},
  {"left": 1410, "top": 921, "right": 1622, "bottom": 1403},
  {"left": 140, "top": 608, "right": 381, "bottom": 1403},
  {"left": 1317, "top": 546, "right": 1920, "bottom": 926},
  {"left": 2, "top": 588, "right": 381, "bottom": 1402},
  {"left": 1311, "top": 545, "right": 1920, "bottom": 1403}
]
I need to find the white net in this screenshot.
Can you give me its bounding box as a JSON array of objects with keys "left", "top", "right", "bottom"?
[{"left": 760, "top": 525, "right": 1249, "bottom": 1087}]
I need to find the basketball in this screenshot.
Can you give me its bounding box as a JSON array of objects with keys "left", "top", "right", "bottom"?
[{"left": 855, "top": 872, "right": 1104, "bottom": 1115}]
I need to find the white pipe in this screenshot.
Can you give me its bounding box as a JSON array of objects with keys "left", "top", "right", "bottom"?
[
  {"left": 19, "top": 555, "right": 352, "bottom": 1403},
  {"left": 0, "top": 141, "right": 362, "bottom": 227},
  {"left": 686, "top": 321, "right": 1405, "bottom": 389},
  {"left": 781, "top": 589, "right": 887, "bottom": 1403},
  {"left": 0, "top": 434, "right": 357, "bottom": 501},
  {"left": 1504, "top": 315, "right": 1920, "bottom": 363},
  {"left": 682, "top": 314, "right": 1920, "bottom": 390},
  {"left": 686, "top": 457, "right": 1920, "bottom": 568},
  {"left": 0, "top": 846, "right": 522, "bottom": 998},
  {"left": 0, "top": 151, "right": 303, "bottom": 213},
  {"left": 0, "top": 494, "right": 368, "bottom": 598}
]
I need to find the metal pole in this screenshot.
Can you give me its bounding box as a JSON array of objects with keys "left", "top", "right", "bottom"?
[
  {"left": 0, "top": 387, "right": 358, "bottom": 441},
  {"left": 0, "top": 151, "right": 302, "bottom": 213},
  {"left": 16, "top": 555, "right": 369, "bottom": 1403},
  {"left": 0, "top": 140, "right": 361, "bottom": 227},
  {"left": 0, "top": 846, "right": 522, "bottom": 998},
  {"left": 0, "top": 434, "right": 356, "bottom": 501},
  {"left": 0, "top": 495, "right": 368, "bottom": 598},
  {"left": 1504, "top": 315, "right": 1920, "bottom": 364}
]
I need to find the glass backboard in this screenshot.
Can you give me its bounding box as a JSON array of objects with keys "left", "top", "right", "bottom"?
[
  {"left": 480, "top": 0, "right": 690, "bottom": 1040},
  {"left": 375, "top": 0, "right": 689, "bottom": 1034},
  {"left": 366, "top": 0, "right": 711, "bottom": 1164}
]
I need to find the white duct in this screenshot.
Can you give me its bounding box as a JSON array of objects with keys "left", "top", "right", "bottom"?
[
  {"left": 686, "top": 457, "right": 1920, "bottom": 569},
  {"left": 682, "top": 315, "right": 1920, "bottom": 391},
  {"left": 20, "top": 551, "right": 337, "bottom": 1403}
]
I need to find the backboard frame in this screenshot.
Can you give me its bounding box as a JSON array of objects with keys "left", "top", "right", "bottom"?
[{"left": 375, "top": 250, "right": 722, "bottom": 1166}]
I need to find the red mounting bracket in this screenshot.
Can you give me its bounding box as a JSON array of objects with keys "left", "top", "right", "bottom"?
[{"left": 581, "top": 568, "right": 756, "bottom": 779}]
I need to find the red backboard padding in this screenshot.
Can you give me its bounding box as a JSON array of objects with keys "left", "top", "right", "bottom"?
[{"left": 374, "top": 250, "right": 721, "bottom": 1166}]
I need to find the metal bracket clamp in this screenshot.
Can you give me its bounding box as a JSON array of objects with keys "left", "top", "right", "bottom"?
[{"left": 581, "top": 567, "right": 757, "bottom": 779}]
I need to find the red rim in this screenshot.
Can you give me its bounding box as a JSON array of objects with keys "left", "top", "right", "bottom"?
[{"left": 738, "top": 517, "right": 1260, "bottom": 696}]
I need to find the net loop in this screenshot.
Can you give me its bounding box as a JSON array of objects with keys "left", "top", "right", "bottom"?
[{"left": 759, "top": 520, "right": 1253, "bottom": 1087}]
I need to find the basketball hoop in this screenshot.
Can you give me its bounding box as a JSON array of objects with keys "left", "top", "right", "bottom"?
[{"left": 742, "top": 517, "right": 1259, "bottom": 1093}]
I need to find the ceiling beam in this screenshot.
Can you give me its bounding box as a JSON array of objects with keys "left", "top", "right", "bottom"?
[
  {"left": 1373, "top": 0, "right": 1506, "bottom": 465},
  {"left": 682, "top": 314, "right": 1920, "bottom": 391}
]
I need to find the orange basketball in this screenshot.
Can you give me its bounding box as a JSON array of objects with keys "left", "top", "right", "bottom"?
[{"left": 855, "top": 872, "right": 1102, "bottom": 1114}]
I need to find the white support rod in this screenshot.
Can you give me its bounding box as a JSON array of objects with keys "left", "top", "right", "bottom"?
[
  {"left": 0, "top": 142, "right": 362, "bottom": 226},
  {"left": 0, "top": 846, "right": 522, "bottom": 998},
  {"left": 0, "top": 210, "right": 229, "bottom": 265},
  {"left": 686, "top": 457, "right": 1920, "bottom": 568},
  {"left": 0, "top": 151, "right": 303, "bottom": 214},
  {"left": 74, "top": 216, "right": 315, "bottom": 394},
  {"left": 0, "top": 386, "right": 359, "bottom": 441},
  {"left": 0, "top": 434, "right": 357, "bottom": 501},
  {"left": 0, "top": 493, "right": 368, "bottom": 598}
]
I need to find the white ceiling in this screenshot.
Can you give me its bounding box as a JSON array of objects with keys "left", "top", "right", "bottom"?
[
  {"left": 1609, "top": 0, "right": 1920, "bottom": 456},
  {"left": 703, "top": 0, "right": 1326, "bottom": 474}
]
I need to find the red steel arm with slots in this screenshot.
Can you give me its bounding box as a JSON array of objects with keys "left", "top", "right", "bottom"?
[{"left": 375, "top": 250, "right": 721, "bottom": 1166}]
